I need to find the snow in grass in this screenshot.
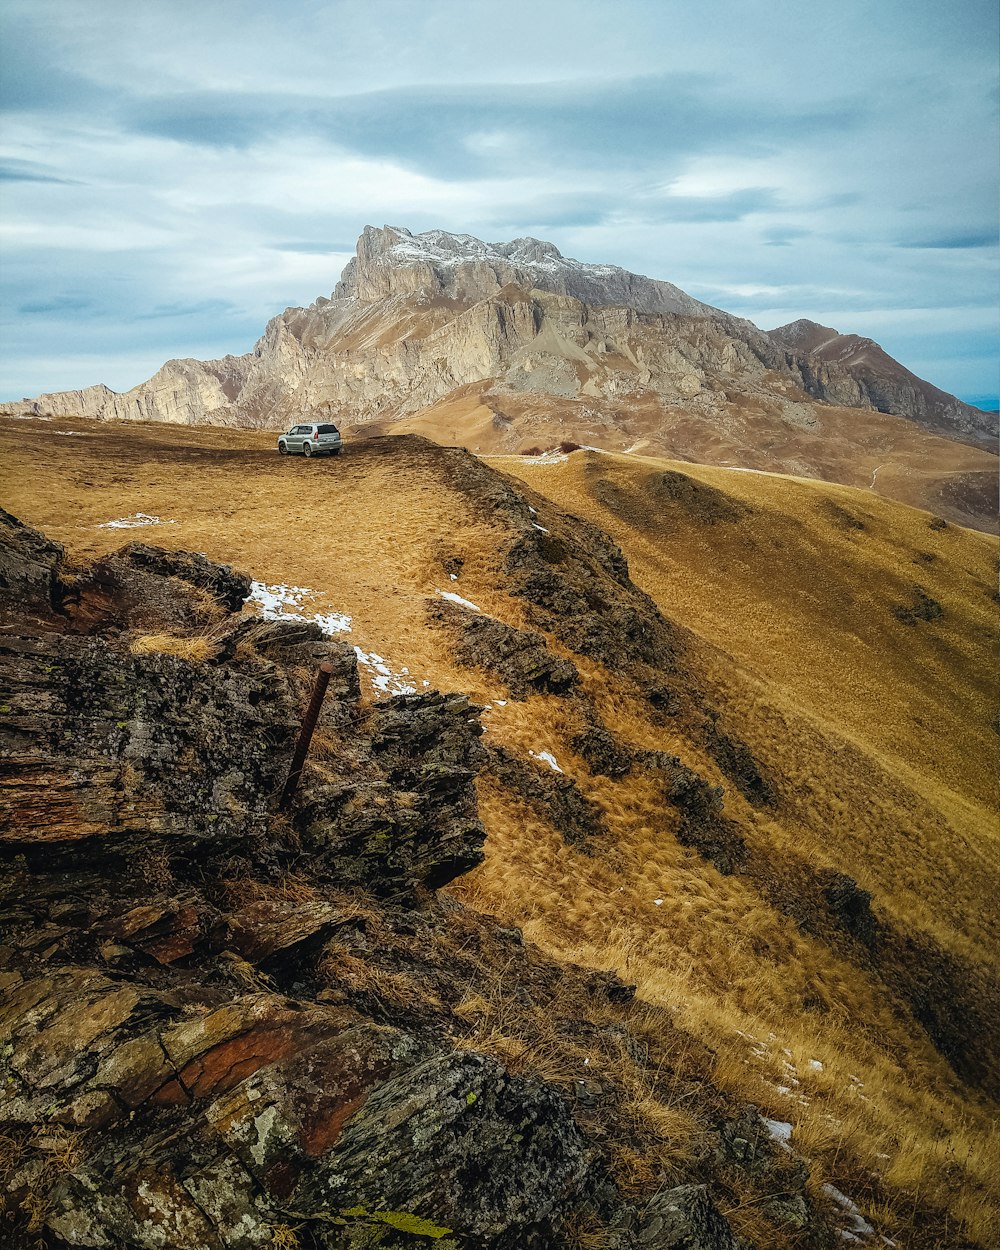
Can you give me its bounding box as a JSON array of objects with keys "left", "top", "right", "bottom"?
[
  {"left": 809, "top": 1059, "right": 824, "bottom": 1071},
  {"left": 653, "top": 898, "right": 664, "bottom": 906},
  {"left": 532, "top": 522, "right": 550, "bottom": 533},
  {"left": 98, "top": 513, "right": 177, "bottom": 529},
  {"left": 521, "top": 452, "right": 568, "bottom": 465},
  {"left": 822, "top": 1185, "right": 876, "bottom": 1243},
  {"left": 437, "top": 588, "right": 481, "bottom": 612},
  {"left": 449, "top": 572, "right": 458, "bottom": 581},
  {"left": 353, "top": 647, "right": 419, "bottom": 697},
  {"left": 247, "top": 581, "right": 352, "bottom": 635},
  {"left": 763, "top": 1118, "right": 793, "bottom": 1150},
  {"left": 530, "top": 749, "right": 562, "bottom": 773}
]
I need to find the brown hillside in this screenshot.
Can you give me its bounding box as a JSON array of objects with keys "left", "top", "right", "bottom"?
[{"left": 2, "top": 415, "right": 998, "bottom": 1246}]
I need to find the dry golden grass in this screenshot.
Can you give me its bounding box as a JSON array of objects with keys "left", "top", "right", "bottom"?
[
  {"left": 266, "top": 1224, "right": 303, "bottom": 1249},
  {"left": 0, "top": 1127, "right": 87, "bottom": 1235},
  {"left": 3, "top": 417, "right": 997, "bottom": 1242},
  {"left": 129, "top": 632, "right": 217, "bottom": 661}
]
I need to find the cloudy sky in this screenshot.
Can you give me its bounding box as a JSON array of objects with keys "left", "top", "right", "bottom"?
[{"left": 2, "top": 0, "right": 997, "bottom": 406}]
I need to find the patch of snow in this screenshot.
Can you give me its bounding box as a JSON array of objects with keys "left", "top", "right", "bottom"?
[
  {"left": 380, "top": 227, "right": 626, "bottom": 283},
  {"left": 532, "top": 522, "right": 550, "bottom": 533},
  {"left": 822, "top": 1185, "right": 875, "bottom": 1242},
  {"left": 437, "top": 588, "right": 481, "bottom": 612},
  {"left": 527, "top": 505, "right": 537, "bottom": 515},
  {"left": 530, "top": 749, "right": 562, "bottom": 773},
  {"left": 53, "top": 430, "right": 85, "bottom": 436},
  {"left": 98, "top": 513, "right": 177, "bottom": 529},
  {"left": 809, "top": 1059, "right": 824, "bottom": 1071},
  {"left": 449, "top": 572, "right": 458, "bottom": 580},
  {"left": 354, "top": 646, "right": 418, "bottom": 697},
  {"left": 763, "top": 1118, "right": 793, "bottom": 1149},
  {"left": 247, "top": 581, "right": 352, "bottom": 635},
  {"left": 495, "top": 699, "right": 507, "bottom": 706},
  {"left": 653, "top": 898, "right": 664, "bottom": 906}
]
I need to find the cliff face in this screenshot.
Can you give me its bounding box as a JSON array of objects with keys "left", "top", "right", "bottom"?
[
  {"left": 768, "top": 319, "right": 994, "bottom": 441},
  {"left": 2, "top": 226, "right": 993, "bottom": 447}
]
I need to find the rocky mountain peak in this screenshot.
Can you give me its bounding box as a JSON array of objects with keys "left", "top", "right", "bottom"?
[
  {"left": 333, "top": 223, "right": 714, "bottom": 315},
  {"left": 2, "top": 226, "right": 995, "bottom": 507},
  {"left": 768, "top": 318, "right": 842, "bottom": 351}
]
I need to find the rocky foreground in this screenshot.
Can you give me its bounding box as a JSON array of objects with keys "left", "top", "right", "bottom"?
[{"left": 0, "top": 504, "right": 878, "bottom": 1250}]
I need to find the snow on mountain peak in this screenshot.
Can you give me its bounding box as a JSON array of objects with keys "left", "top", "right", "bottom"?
[{"left": 335, "top": 224, "right": 714, "bottom": 317}]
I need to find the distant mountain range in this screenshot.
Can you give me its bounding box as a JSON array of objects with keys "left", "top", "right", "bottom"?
[{"left": 2, "top": 225, "right": 996, "bottom": 528}]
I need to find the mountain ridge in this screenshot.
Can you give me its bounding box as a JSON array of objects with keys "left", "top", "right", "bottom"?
[
  {"left": 2, "top": 226, "right": 996, "bottom": 535},
  {"left": 2, "top": 224, "right": 992, "bottom": 441},
  {"left": 2, "top": 418, "right": 997, "bottom": 1247}
]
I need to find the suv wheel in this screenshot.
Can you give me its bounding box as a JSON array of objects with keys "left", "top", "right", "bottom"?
[
  {"left": 302, "top": 442, "right": 313, "bottom": 457},
  {"left": 278, "top": 441, "right": 288, "bottom": 455}
]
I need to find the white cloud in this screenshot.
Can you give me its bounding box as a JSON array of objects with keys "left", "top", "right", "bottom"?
[{"left": 0, "top": 0, "right": 996, "bottom": 402}]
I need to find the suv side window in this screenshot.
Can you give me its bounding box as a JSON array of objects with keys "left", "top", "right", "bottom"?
[{"left": 293, "top": 425, "right": 308, "bottom": 434}]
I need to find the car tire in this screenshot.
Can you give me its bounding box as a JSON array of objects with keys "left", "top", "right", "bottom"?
[
  {"left": 278, "top": 441, "right": 288, "bottom": 455},
  {"left": 302, "top": 442, "right": 313, "bottom": 457}
]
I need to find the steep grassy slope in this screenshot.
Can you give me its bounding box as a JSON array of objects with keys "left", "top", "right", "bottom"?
[{"left": 2, "top": 414, "right": 998, "bottom": 1246}]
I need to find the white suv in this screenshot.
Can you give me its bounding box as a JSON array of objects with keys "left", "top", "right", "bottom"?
[{"left": 277, "top": 422, "right": 342, "bottom": 457}]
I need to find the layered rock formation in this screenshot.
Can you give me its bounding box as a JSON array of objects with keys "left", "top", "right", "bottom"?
[
  {"left": 2, "top": 424, "right": 997, "bottom": 1247},
  {"left": 2, "top": 226, "right": 994, "bottom": 450},
  {"left": 0, "top": 506, "right": 844, "bottom": 1250},
  {"left": 768, "top": 319, "right": 992, "bottom": 441}
]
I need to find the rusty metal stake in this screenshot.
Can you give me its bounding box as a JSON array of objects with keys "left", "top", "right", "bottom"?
[{"left": 279, "top": 659, "right": 335, "bottom": 809}]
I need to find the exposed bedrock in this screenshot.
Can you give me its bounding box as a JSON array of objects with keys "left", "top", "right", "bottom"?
[{"left": 3, "top": 511, "right": 825, "bottom": 1250}]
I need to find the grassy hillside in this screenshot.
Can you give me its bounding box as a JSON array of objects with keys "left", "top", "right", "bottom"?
[{"left": 3, "top": 414, "right": 997, "bottom": 1245}]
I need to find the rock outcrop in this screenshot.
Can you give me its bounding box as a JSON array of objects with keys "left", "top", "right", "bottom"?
[
  {"left": 2, "top": 226, "right": 993, "bottom": 451},
  {"left": 768, "top": 319, "right": 995, "bottom": 441},
  {"left": 2, "top": 511, "right": 849, "bottom": 1250}
]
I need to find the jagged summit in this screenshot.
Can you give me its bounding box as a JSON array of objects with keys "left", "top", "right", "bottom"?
[{"left": 333, "top": 223, "right": 715, "bottom": 315}]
